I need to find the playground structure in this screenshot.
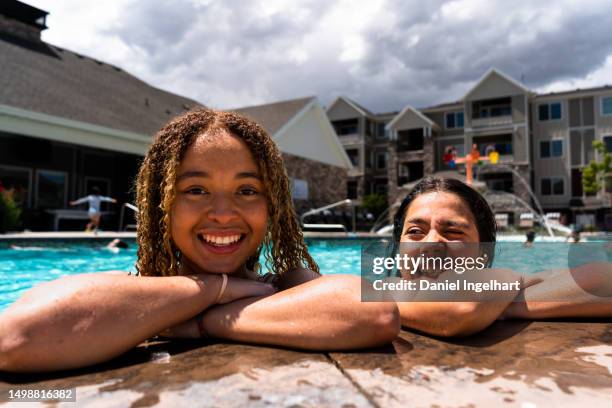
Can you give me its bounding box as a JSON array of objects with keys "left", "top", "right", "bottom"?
[{"left": 443, "top": 145, "right": 558, "bottom": 236}]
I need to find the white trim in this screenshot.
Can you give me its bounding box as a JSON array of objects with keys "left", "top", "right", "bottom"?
[
  {"left": 463, "top": 68, "right": 532, "bottom": 101},
  {"left": 0, "top": 164, "right": 32, "bottom": 208},
  {"left": 386, "top": 104, "right": 437, "bottom": 131},
  {"left": 35, "top": 169, "right": 69, "bottom": 209},
  {"left": 601, "top": 95, "right": 612, "bottom": 117},
  {"left": 0, "top": 104, "right": 151, "bottom": 155}
]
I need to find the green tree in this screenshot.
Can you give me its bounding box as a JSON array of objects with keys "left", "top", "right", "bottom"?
[
  {"left": 361, "top": 193, "right": 387, "bottom": 218},
  {"left": 582, "top": 140, "right": 612, "bottom": 194}
]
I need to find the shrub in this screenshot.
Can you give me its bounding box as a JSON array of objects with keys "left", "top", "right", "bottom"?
[{"left": 0, "top": 192, "right": 22, "bottom": 232}]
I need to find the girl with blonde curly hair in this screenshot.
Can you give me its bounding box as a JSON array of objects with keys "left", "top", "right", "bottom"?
[{"left": 0, "top": 108, "right": 399, "bottom": 372}]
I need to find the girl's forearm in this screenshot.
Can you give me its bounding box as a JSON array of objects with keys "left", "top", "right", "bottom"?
[
  {"left": 0, "top": 273, "right": 220, "bottom": 372},
  {"left": 503, "top": 263, "right": 612, "bottom": 320},
  {"left": 202, "top": 275, "right": 399, "bottom": 350},
  {"left": 398, "top": 300, "right": 514, "bottom": 337}
]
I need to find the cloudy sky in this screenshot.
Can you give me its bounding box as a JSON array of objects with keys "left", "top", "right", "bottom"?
[{"left": 27, "top": 0, "right": 612, "bottom": 113}]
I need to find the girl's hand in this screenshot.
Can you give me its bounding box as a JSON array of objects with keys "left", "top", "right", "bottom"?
[
  {"left": 216, "top": 276, "right": 276, "bottom": 304},
  {"left": 159, "top": 277, "right": 275, "bottom": 338}
]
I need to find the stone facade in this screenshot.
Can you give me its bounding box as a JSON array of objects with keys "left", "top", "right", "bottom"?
[
  {"left": 282, "top": 152, "right": 348, "bottom": 214},
  {"left": 386, "top": 136, "right": 435, "bottom": 208}
]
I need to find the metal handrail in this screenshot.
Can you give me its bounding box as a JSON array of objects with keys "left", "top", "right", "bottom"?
[
  {"left": 118, "top": 202, "right": 139, "bottom": 231},
  {"left": 299, "top": 199, "right": 357, "bottom": 232}
]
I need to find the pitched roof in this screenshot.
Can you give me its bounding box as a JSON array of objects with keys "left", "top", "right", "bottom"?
[
  {"left": 463, "top": 68, "right": 532, "bottom": 100},
  {"left": 232, "top": 96, "right": 315, "bottom": 135},
  {"left": 386, "top": 104, "right": 438, "bottom": 131},
  {"left": 535, "top": 84, "right": 612, "bottom": 98},
  {"left": 419, "top": 100, "right": 463, "bottom": 112},
  {"left": 0, "top": 33, "right": 202, "bottom": 136}
]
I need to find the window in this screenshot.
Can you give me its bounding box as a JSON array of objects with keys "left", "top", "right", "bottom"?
[
  {"left": 540, "top": 140, "right": 563, "bottom": 158},
  {"left": 345, "top": 149, "right": 359, "bottom": 166},
  {"left": 605, "top": 135, "right": 612, "bottom": 153},
  {"left": 347, "top": 181, "right": 358, "bottom": 199},
  {"left": 397, "top": 128, "right": 424, "bottom": 152},
  {"left": 377, "top": 123, "right": 387, "bottom": 138},
  {"left": 602, "top": 96, "right": 612, "bottom": 116},
  {"left": 538, "top": 102, "right": 562, "bottom": 121},
  {"left": 332, "top": 119, "right": 358, "bottom": 135},
  {"left": 365, "top": 119, "right": 373, "bottom": 137},
  {"left": 290, "top": 178, "right": 308, "bottom": 200},
  {"left": 445, "top": 112, "right": 464, "bottom": 129},
  {"left": 541, "top": 177, "right": 564, "bottom": 196},
  {"left": 376, "top": 152, "right": 386, "bottom": 170},
  {"left": 35, "top": 170, "right": 68, "bottom": 208},
  {"left": 0, "top": 165, "right": 31, "bottom": 208}
]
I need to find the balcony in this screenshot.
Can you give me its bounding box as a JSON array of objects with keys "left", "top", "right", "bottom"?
[
  {"left": 471, "top": 97, "right": 513, "bottom": 129},
  {"left": 471, "top": 115, "right": 513, "bottom": 128},
  {"left": 473, "top": 134, "right": 513, "bottom": 162}
]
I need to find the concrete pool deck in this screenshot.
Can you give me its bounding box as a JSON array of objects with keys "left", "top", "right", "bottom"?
[{"left": 1, "top": 321, "right": 611, "bottom": 407}]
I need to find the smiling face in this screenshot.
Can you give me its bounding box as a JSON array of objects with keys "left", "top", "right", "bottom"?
[
  {"left": 399, "top": 191, "right": 481, "bottom": 276},
  {"left": 170, "top": 130, "right": 268, "bottom": 275},
  {"left": 400, "top": 191, "right": 479, "bottom": 243}
]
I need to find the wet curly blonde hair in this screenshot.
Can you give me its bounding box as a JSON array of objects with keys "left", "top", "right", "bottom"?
[{"left": 135, "top": 107, "right": 319, "bottom": 277}]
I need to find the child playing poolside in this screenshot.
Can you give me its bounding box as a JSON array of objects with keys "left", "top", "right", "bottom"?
[
  {"left": 390, "top": 177, "right": 611, "bottom": 337},
  {"left": 0, "top": 108, "right": 399, "bottom": 372},
  {"left": 69, "top": 187, "right": 117, "bottom": 232}
]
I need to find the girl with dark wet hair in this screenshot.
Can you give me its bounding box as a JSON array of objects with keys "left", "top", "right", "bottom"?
[{"left": 391, "top": 177, "right": 612, "bottom": 337}]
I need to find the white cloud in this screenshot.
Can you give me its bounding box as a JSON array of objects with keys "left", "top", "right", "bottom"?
[{"left": 23, "top": 0, "right": 612, "bottom": 112}]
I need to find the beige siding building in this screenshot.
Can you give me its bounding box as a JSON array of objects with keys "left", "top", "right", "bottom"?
[{"left": 329, "top": 69, "right": 612, "bottom": 229}]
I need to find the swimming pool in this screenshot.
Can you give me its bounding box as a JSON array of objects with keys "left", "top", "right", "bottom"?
[{"left": 1, "top": 238, "right": 609, "bottom": 311}]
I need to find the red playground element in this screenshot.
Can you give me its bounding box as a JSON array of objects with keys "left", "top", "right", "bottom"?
[{"left": 442, "top": 144, "right": 499, "bottom": 185}]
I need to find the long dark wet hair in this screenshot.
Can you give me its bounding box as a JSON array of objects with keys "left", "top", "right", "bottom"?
[{"left": 391, "top": 177, "right": 497, "bottom": 265}]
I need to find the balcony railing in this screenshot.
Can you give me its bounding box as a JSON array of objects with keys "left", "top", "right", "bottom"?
[{"left": 471, "top": 115, "right": 513, "bottom": 128}]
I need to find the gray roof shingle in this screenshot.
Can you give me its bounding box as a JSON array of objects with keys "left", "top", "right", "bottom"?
[
  {"left": 232, "top": 96, "right": 315, "bottom": 135},
  {"left": 0, "top": 33, "right": 202, "bottom": 135}
]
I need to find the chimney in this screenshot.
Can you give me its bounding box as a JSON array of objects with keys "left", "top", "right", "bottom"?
[{"left": 0, "top": 0, "right": 48, "bottom": 42}]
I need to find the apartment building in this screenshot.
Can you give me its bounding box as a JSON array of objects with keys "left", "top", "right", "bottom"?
[
  {"left": 329, "top": 69, "right": 612, "bottom": 228},
  {"left": 326, "top": 96, "right": 395, "bottom": 202}
]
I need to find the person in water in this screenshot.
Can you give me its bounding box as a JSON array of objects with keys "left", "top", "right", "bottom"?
[
  {"left": 391, "top": 177, "right": 611, "bottom": 337},
  {"left": 0, "top": 108, "right": 399, "bottom": 373},
  {"left": 524, "top": 230, "right": 536, "bottom": 247}
]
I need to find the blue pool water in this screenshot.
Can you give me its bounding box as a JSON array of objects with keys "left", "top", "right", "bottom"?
[{"left": 0, "top": 239, "right": 609, "bottom": 311}]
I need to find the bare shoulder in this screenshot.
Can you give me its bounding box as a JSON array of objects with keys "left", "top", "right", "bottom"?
[
  {"left": 276, "top": 267, "right": 320, "bottom": 290},
  {"left": 102, "top": 270, "right": 133, "bottom": 275}
]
